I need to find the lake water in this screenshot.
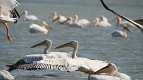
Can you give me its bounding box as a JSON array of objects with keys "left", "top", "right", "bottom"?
[{"left": 0, "top": 0, "right": 143, "bottom": 80}]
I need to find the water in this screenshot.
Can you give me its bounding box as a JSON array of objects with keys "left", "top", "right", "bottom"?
[{"left": 0, "top": 0, "right": 143, "bottom": 80}]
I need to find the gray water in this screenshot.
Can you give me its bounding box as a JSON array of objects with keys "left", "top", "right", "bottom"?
[{"left": 0, "top": 0, "right": 143, "bottom": 80}]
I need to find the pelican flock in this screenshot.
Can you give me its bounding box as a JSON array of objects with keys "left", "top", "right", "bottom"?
[
  {"left": 6, "top": 40, "right": 109, "bottom": 75},
  {"left": 112, "top": 26, "right": 132, "bottom": 37},
  {"left": 0, "top": 0, "right": 20, "bottom": 42},
  {"left": 29, "top": 21, "right": 52, "bottom": 34},
  {"left": 20, "top": 10, "right": 39, "bottom": 21},
  {"left": 88, "top": 63, "right": 131, "bottom": 80}
]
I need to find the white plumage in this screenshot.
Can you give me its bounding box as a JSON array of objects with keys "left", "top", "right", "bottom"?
[
  {"left": 29, "top": 21, "right": 52, "bottom": 34},
  {"left": 93, "top": 17, "right": 111, "bottom": 27}
]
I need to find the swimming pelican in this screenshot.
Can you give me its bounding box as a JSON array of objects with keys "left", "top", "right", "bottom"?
[
  {"left": 52, "top": 15, "right": 67, "bottom": 24},
  {"left": 100, "top": 0, "right": 143, "bottom": 33},
  {"left": 92, "top": 18, "right": 111, "bottom": 27},
  {"left": 7, "top": 40, "right": 109, "bottom": 75},
  {"left": 112, "top": 16, "right": 135, "bottom": 27},
  {"left": 112, "top": 26, "right": 132, "bottom": 37},
  {"left": 88, "top": 63, "right": 131, "bottom": 80},
  {"left": 72, "top": 15, "right": 90, "bottom": 26},
  {"left": 0, "top": 0, "right": 19, "bottom": 42},
  {"left": 29, "top": 21, "right": 52, "bottom": 34},
  {"left": 100, "top": 15, "right": 108, "bottom": 22},
  {"left": 0, "top": 70, "right": 14, "bottom": 80},
  {"left": 50, "top": 12, "right": 66, "bottom": 24},
  {"left": 20, "top": 10, "right": 39, "bottom": 21},
  {"left": 63, "top": 17, "right": 84, "bottom": 28}
]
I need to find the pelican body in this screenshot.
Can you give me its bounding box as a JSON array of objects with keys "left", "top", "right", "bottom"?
[
  {"left": 0, "top": 0, "right": 19, "bottom": 42},
  {"left": 29, "top": 21, "right": 52, "bottom": 34},
  {"left": 20, "top": 10, "right": 39, "bottom": 21},
  {"left": 93, "top": 17, "right": 111, "bottom": 27},
  {"left": 7, "top": 40, "right": 108, "bottom": 75},
  {"left": 88, "top": 63, "right": 131, "bottom": 80}
]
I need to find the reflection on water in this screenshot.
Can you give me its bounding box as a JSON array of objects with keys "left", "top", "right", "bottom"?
[{"left": 0, "top": 0, "right": 143, "bottom": 80}]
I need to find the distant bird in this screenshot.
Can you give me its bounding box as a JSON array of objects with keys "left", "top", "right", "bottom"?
[
  {"left": 0, "top": 70, "right": 14, "bottom": 80},
  {"left": 112, "top": 26, "right": 132, "bottom": 37},
  {"left": 100, "top": 0, "right": 143, "bottom": 33},
  {"left": 72, "top": 15, "right": 90, "bottom": 26},
  {"left": 29, "top": 21, "right": 52, "bottom": 34},
  {"left": 6, "top": 40, "right": 109, "bottom": 75},
  {"left": 63, "top": 17, "right": 84, "bottom": 28},
  {"left": 20, "top": 10, "right": 39, "bottom": 21},
  {"left": 50, "top": 12, "right": 66, "bottom": 24},
  {"left": 0, "top": 0, "right": 20, "bottom": 42},
  {"left": 88, "top": 63, "right": 131, "bottom": 80},
  {"left": 92, "top": 17, "right": 111, "bottom": 27},
  {"left": 112, "top": 16, "right": 135, "bottom": 27}
]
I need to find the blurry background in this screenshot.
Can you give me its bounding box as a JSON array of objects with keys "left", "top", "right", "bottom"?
[{"left": 0, "top": 0, "right": 143, "bottom": 80}]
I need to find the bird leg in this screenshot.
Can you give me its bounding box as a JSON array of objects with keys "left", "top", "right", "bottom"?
[{"left": 4, "top": 23, "right": 12, "bottom": 42}]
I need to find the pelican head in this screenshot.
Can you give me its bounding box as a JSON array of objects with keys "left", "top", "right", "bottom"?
[
  {"left": 50, "top": 12, "right": 57, "bottom": 20},
  {"left": 20, "top": 10, "right": 28, "bottom": 16},
  {"left": 123, "top": 26, "right": 132, "bottom": 37},
  {"left": 112, "top": 16, "right": 121, "bottom": 26},
  {"left": 55, "top": 40, "right": 78, "bottom": 58},
  {"left": 63, "top": 17, "right": 73, "bottom": 23},
  {"left": 92, "top": 18, "right": 99, "bottom": 26},
  {"left": 31, "top": 39, "right": 52, "bottom": 54},
  {"left": 42, "top": 21, "right": 52, "bottom": 30},
  {"left": 94, "top": 63, "right": 118, "bottom": 76},
  {"left": 72, "top": 15, "right": 78, "bottom": 22}
]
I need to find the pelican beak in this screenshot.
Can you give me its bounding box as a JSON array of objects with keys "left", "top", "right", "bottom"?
[
  {"left": 55, "top": 42, "right": 73, "bottom": 49},
  {"left": 45, "top": 24, "right": 53, "bottom": 30},
  {"left": 123, "top": 26, "right": 133, "bottom": 33},
  {"left": 93, "top": 64, "right": 112, "bottom": 75},
  {"left": 52, "top": 17, "right": 59, "bottom": 23},
  {"left": 31, "top": 40, "right": 46, "bottom": 48},
  {"left": 112, "top": 17, "right": 118, "bottom": 22},
  {"left": 42, "top": 21, "right": 53, "bottom": 30},
  {"left": 92, "top": 19, "right": 97, "bottom": 24},
  {"left": 72, "top": 16, "right": 76, "bottom": 21}
]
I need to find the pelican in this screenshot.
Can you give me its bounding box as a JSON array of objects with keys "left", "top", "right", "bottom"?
[
  {"left": 29, "top": 21, "right": 52, "bottom": 34},
  {"left": 88, "top": 63, "right": 131, "bottom": 80},
  {"left": 52, "top": 15, "right": 67, "bottom": 24},
  {"left": 20, "top": 10, "right": 39, "bottom": 21},
  {"left": 0, "top": 0, "right": 19, "bottom": 42},
  {"left": 112, "top": 26, "right": 132, "bottom": 37},
  {"left": 7, "top": 40, "right": 109, "bottom": 75},
  {"left": 100, "top": 0, "right": 143, "bottom": 33},
  {"left": 92, "top": 18, "right": 111, "bottom": 27},
  {"left": 50, "top": 12, "right": 66, "bottom": 24},
  {"left": 63, "top": 17, "right": 84, "bottom": 28},
  {"left": 112, "top": 16, "right": 135, "bottom": 27},
  {"left": 0, "top": 70, "right": 14, "bottom": 80},
  {"left": 72, "top": 15, "right": 90, "bottom": 26}
]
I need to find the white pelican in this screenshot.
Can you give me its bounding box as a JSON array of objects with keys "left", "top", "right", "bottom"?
[
  {"left": 50, "top": 12, "right": 66, "bottom": 24},
  {"left": 7, "top": 40, "right": 109, "bottom": 75},
  {"left": 63, "top": 17, "right": 84, "bottom": 28},
  {"left": 0, "top": 0, "right": 19, "bottom": 42},
  {"left": 20, "top": 10, "right": 39, "bottom": 21},
  {"left": 0, "top": 70, "right": 14, "bottom": 80},
  {"left": 100, "top": 0, "right": 143, "bottom": 33},
  {"left": 29, "top": 21, "right": 52, "bottom": 34},
  {"left": 72, "top": 15, "right": 90, "bottom": 26},
  {"left": 112, "top": 26, "right": 132, "bottom": 37},
  {"left": 88, "top": 63, "right": 131, "bottom": 80},
  {"left": 92, "top": 18, "right": 111, "bottom": 27},
  {"left": 112, "top": 16, "right": 135, "bottom": 27},
  {"left": 100, "top": 15, "right": 108, "bottom": 22}
]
